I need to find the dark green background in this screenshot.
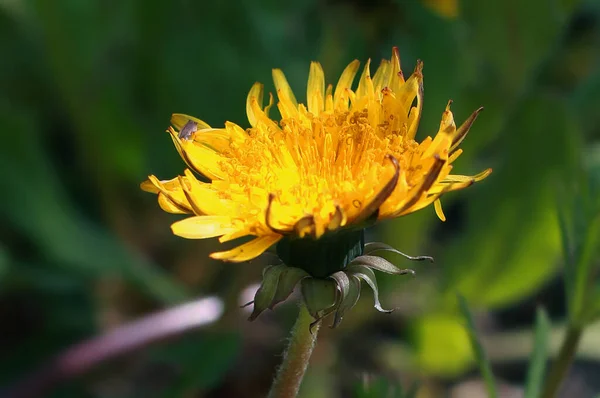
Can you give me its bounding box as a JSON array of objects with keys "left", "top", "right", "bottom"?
[{"left": 1, "top": 0, "right": 600, "bottom": 396}]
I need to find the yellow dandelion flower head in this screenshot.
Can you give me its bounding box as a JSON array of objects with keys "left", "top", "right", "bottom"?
[{"left": 142, "top": 47, "right": 491, "bottom": 263}]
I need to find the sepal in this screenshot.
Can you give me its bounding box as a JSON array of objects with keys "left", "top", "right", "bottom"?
[{"left": 246, "top": 264, "right": 309, "bottom": 321}]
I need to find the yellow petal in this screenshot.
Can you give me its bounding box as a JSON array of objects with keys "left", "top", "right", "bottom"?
[
  {"left": 181, "top": 169, "right": 237, "bottom": 215},
  {"left": 264, "top": 92, "right": 275, "bottom": 117},
  {"left": 171, "top": 114, "right": 211, "bottom": 130},
  {"left": 389, "top": 47, "right": 405, "bottom": 93},
  {"left": 325, "top": 84, "right": 333, "bottom": 112},
  {"left": 224, "top": 121, "right": 248, "bottom": 143},
  {"left": 158, "top": 193, "right": 189, "bottom": 214},
  {"left": 181, "top": 141, "right": 226, "bottom": 180},
  {"left": 272, "top": 68, "right": 298, "bottom": 106},
  {"left": 428, "top": 180, "right": 474, "bottom": 195},
  {"left": 193, "top": 129, "right": 231, "bottom": 152},
  {"left": 246, "top": 82, "right": 264, "bottom": 127},
  {"left": 398, "top": 61, "right": 423, "bottom": 140},
  {"left": 250, "top": 94, "right": 280, "bottom": 131},
  {"left": 140, "top": 178, "right": 159, "bottom": 193},
  {"left": 171, "top": 215, "right": 238, "bottom": 239},
  {"left": 434, "top": 199, "right": 446, "bottom": 221},
  {"left": 439, "top": 101, "right": 457, "bottom": 135},
  {"left": 421, "top": 103, "right": 456, "bottom": 159},
  {"left": 218, "top": 228, "right": 253, "bottom": 243},
  {"left": 372, "top": 59, "right": 391, "bottom": 93},
  {"left": 443, "top": 168, "right": 492, "bottom": 183},
  {"left": 334, "top": 59, "right": 360, "bottom": 109},
  {"left": 422, "top": 131, "right": 452, "bottom": 160},
  {"left": 307, "top": 62, "right": 325, "bottom": 115},
  {"left": 210, "top": 235, "right": 282, "bottom": 262},
  {"left": 167, "top": 128, "right": 226, "bottom": 180},
  {"left": 356, "top": 58, "right": 372, "bottom": 99},
  {"left": 448, "top": 148, "right": 463, "bottom": 164},
  {"left": 147, "top": 175, "right": 192, "bottom": 214}
]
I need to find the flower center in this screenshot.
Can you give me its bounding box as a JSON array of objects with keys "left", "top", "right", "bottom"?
[
  {"left": 276, "top": 228, "right": 365, "bottom": 278},
  {"left": 215, "top": 107, "right": 420, "bottom": 237}
]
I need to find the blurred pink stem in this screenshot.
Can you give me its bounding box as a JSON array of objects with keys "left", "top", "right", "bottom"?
[{"left": 4, "top": 296, "right": 223, "bottom": 398}]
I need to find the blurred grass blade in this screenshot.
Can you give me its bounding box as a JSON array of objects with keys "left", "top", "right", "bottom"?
[
  {"left": 354, "top": 374, "right": 409, "bottom": 398},
  {"left": 559, "top": 153, "right": 600, "bottom": 323},
  {"left": 524, "top": 307, "right": 550, "bottom": 398},
  {"left": 457, "top": 294, "right": 498, "bottom": 398},
  {"left": 557, "top": 194, "right": 576, "bottom": 312}
]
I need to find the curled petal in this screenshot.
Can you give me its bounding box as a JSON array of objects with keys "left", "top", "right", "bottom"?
[
  {"left": 347, "top": 264, "right": 394, "bottom": 313},
  {"left": 363, "top": 242, "right": 434, "bottom": 262},
  {"left": 349, "top": 255, "right": 416, "bottom": 276},
  {"left": 434, "top": 199, "right": 446, "bottom": 222},
  {"left": 145, "top": 175, "right": 192, "bottom": 214}
]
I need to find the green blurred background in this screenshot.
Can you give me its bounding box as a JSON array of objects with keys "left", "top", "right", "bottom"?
[{"left": 1, "top": 0, "right": 600, "bottom": 396}]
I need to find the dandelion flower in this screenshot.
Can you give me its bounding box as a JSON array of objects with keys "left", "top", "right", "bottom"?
[
  {"left": 143, "top": 48, "right": 489, "bottom": 260},
  {"left": 142, "top": 48, "right": 490, "bottom": 325}
]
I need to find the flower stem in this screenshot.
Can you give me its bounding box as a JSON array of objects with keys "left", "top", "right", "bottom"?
[
  {"left": 540, "top": 326, "right": 583, "bottom": 398},
  {"left": 268, "top": 304, "right": 320, "bottom": 398}
]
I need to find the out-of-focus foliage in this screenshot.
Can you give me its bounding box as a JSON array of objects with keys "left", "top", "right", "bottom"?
[
  {"left": 1, "top": 0, "right": 600, "bottom": 396},
  {"left": 524, "top": 308, "right": 550, "bottom": 398},
  {"left": 353, "top": 374, "right": 418, "bottom": 398},
  {"left": 458, "top": 295, "right": 498, "bottom": 398}
]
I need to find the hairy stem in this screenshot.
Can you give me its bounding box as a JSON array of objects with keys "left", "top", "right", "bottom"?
[{"left": 268, "top": 304, "right": 320, "bottom": 398}]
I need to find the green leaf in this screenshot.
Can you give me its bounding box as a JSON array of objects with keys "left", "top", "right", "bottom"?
[
  {"left": 442, "top": 95, "right": 576, "bottom": 308},
  {"left": 524, "top": 307, "right": 551, "bottom": 398},
  {"left": 457, "top": 295, "right": 498, "bottom": 398}
]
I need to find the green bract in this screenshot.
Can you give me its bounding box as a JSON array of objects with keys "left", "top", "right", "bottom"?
[{"left": 246, "top": 230, "right": 431, "bottom": 328}]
